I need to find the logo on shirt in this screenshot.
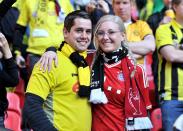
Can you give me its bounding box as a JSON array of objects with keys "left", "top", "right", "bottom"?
[
  {"left": 118, "top": 72, "right": 124, "bottom": 81},
  {"left": 72, "top": 81, "right": 79, "bottom": 93},
  {"left": 133, "top": 30, "right": 139, "bottom": 36}
]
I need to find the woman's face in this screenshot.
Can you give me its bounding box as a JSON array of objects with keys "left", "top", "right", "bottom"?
[{"left": 96, "top": 21, "right": 125, "bottom": 53}]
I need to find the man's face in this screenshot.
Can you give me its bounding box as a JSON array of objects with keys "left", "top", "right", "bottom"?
[
  {"left": 112, "top": 0, "right": 131, "bottom": 22},
  {"left": 64, "top": 18, "right": 92, "bottom": 52}
]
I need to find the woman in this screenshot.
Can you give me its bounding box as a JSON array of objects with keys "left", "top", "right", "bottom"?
[
  {"left": 38, "top": 14, "right": 153, "bottom": 131},
  {"left": 89, "top": 15, "right": 152, "bottom": 131},
  {"left": 0, "top": 32, "right": 19, "bottom": 127}
]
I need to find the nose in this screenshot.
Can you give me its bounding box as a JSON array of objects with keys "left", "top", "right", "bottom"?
[
  {"left": 81, "top": 31, "right": 87, "bottom": 38},
  {"left": 119, "top": 3, "right": 124, "bottom": 9},
  {"left": 103, "top": 32, "right": 110, "bottom": 39}
]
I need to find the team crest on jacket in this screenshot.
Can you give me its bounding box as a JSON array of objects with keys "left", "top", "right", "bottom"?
[{"left": 118, "top": 71, "right": 124, "bottom": 81}]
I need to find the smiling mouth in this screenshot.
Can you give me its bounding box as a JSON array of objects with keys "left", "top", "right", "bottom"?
[
  {"left": 78, "top": 41, "right": 88, "bottom": 45},
  {"left": 103, "top": 42, "right": 113, "bottom": 46}
]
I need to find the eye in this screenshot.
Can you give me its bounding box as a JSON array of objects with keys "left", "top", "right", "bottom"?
[
  {"left": 97, "top": 31, "right": 104, "bottom": 36},
  {"left": 86, "top": 29, "right": 92, "bottom": 34},
  {"left": 97, "top": 31, "right": 104, "bottom": 35},
  {"left": 76, "top": 29, "right": 83, "bottom": 33},
  {"left": 108, "top": 31, "right": 116, "bottom": 35}
]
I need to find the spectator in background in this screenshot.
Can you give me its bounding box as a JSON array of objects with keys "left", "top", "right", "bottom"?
[
  {"left": 0, "top": 33, "right": 19, "bottom": 128},
  {"left": 13, "top": 0, "right": 74, "bottom": 75},
  {"left": 147, "top": 0, "right": 174, "bottom": 106},
  {"left": 22, "top": 10, "right": 92, "bottom": 131},
  {"left": 0, "top": 0, "right": 19, "bottom": 128},
  {"left": 0, "top": 0, "right": 30, "bottom": 88},
  {"left": 155, "top": 0, "right": 183, "bottom": 130}
]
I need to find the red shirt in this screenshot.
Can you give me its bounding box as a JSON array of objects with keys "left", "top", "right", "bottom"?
[{"left": 92, "top": 61, "right": 125, "bottom": 131}]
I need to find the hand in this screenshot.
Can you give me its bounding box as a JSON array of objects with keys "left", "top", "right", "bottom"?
[
  {"left": 85, "top": 0, "right": 97, "bottom": 13},
  {"left": 0, "top": 33, "right": 12, "bottom": 59},
  {"left": 38, "top": 51, "right": 58, "bottom": 72},
  {"left": 97, "top": 0, "right": 110, "bottom": 14},
  {"left": 16, "top": 55, "right": 26, "bottom": 68},
  {"left": 86, "top": 0, "right": 110, "bottom": 14}
]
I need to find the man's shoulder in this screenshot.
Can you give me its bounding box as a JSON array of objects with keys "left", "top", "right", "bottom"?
[{"left": 56, "top": 51, "right": 75, "bottom": 68}]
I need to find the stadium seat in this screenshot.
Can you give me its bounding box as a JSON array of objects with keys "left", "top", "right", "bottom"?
[
  {"left": 14, "top": 77, "right": 25, "bottom": 109},
  {"left": 150, "top": 108, "right": 163, "bottom": 131},
  {"left": 6, "top": 93, "right": 21, "bottom": 115},
  {"left": 4, "top": 110, "right": 21, "bottom": 131}
]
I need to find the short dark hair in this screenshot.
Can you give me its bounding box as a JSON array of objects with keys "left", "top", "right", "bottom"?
[{"left": 64, "top": 10, "right": 91, "bottom": 32}]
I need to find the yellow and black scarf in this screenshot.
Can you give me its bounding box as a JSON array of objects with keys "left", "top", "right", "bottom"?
[{"left": 58, "top": 41, "right": 90, "bottom": 97}]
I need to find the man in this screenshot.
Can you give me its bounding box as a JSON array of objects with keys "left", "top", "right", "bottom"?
[
  {"left": 13, "top": 0, "right": 73, "bottom": 74},
  {"left": 147, "top": 0, "right": 174, "bottom": 105},
  {"left": 22, "top": 10, "right": 92, "bottom": 131},
  {"left": 156, "top": 0, "right": 183, "bottom": 130}
]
